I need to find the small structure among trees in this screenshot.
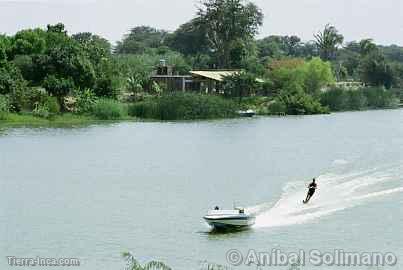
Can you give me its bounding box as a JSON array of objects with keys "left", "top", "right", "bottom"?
[
  {"left": 150, "top": 58, "right": 243, "bottom": 93},
  {"left": 189, "top": 70, "right": 241, "bottom": 93},
  {"left": 150, "top": 59, "right": 192, "bottom": 92}
]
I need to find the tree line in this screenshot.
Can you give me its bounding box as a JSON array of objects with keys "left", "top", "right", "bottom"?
[{"left": 1, "top": 0, "right": 402, "bottom": 120}]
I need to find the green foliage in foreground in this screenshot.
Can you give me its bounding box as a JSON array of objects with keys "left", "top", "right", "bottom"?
[
  {"left": 320, "top": 87, "right": 399, "bottom": 111},
  {"left": 128, "top": 93, "right": 238, "bottom": 120},
  {"left": 90, "top": 99, "right": 127, "bottom": 120},
  {"left": 0, "top": 95, "right": 10, "bottom": 120},
  {"left": 122, "top": 252, "right": 171, "bottom": 270}
]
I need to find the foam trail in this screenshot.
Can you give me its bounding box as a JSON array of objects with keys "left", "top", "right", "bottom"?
[
  {"left": 253, "top": 165, "right": 403, "bottom": 228},
  {"left": 332, "top": 159, "right": 349, "bottom": 166}
]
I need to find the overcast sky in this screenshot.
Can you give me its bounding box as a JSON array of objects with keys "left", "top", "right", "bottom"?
[{"left": 1, "top": 0, "right": 402, "bottom": 45}]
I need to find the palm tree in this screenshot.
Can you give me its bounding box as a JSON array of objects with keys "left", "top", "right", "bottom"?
[
  {"left": 314, "top": 24, "right": 344, "bottom": 61},
  {"left": 359, "top": 38, "right": 377, "bottom": 56},
  {"left": 122, "top": 252, "right": 172, "bottom": 270}
]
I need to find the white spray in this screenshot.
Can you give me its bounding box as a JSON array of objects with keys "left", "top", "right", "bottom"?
[{"left": 250, "top": 165, "right": 403, "bottom": 228}]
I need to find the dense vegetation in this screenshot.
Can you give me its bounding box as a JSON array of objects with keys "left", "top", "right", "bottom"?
[
  {"left": 1, "top": 0, "right": 402, "bottom": 122},
  {"left": 128, "top": 93, "right": 237, "bottom": 120}
]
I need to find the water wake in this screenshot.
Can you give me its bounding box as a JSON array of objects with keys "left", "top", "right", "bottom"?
[{"left": 251, "top": 165, "right": 403, "bottom": 228}]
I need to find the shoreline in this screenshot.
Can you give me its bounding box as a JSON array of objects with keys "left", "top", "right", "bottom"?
[
  {"left": 0, "top": 113, "right": 137, "bottom": 128},
  {"left": 1, "top": 108, "right": 401, "bottom": 128}
]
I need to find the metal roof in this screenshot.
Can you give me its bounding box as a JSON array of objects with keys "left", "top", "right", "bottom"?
[
  {"left": 190, "top": 70, "right": 265, "bottom": 83},
  {"left": 190, "top": 70, "right": 240, "bottom": 82}
]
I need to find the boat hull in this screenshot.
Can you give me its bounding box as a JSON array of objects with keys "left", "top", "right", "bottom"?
[
  {"left": 204, "top": 215, "right": 255, "bottom": 229},
  {"left": 237, "top": 110, "right": 256, "bottom": 117}
]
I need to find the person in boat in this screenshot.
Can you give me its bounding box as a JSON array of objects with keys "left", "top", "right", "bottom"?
[{"left": 304, "top": 178, "right": 317, "bottom": 203}]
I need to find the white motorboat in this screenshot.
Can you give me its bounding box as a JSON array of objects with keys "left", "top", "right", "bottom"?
[
  {"left": 203, "top": 207, "right": 256, "bottom": 230},
  {"left": 238, "top": 109, "right": 256, "bottom": 117}
]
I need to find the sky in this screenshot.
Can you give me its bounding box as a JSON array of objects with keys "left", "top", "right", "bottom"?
[{"left": 0, "top": 0, "right": 402, "bottom": 45}]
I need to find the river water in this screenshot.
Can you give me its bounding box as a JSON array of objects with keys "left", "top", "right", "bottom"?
[{"left": 1, "top": 110, "right": 402, "bottom": 270}]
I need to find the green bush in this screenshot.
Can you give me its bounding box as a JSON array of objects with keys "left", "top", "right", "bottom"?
[
  {"left": 128, "top": 100, "right": 160, "bottom": 119},
  {"left": 90, "top": 99, "right": 127, "bottom": 120},
  {"left": 347, "top": 90, "right": 368, "bottom": 110},
  {"left": 74, "top": 88, "right": 97, "bottom": 114},
  {"left": 43, "top": 75, "right": 75, "bottom": 104},
  {"left": 32, "top": 103, "right": 50, "bottom": 119},
  {"left": 25, "top": 87, "right": 48, "bottom": 110},
  {"left": 222, "top": 72, "right": 261, "bottom": 100},
  {"left": 160, "top": 93, "right": 237, "bottom": 120},
  {"left": 238, "top": 96, "right": 271, "bottom": 115},
  {"left": 362, "top": 87, "right": 399, "bottom": 108},
  {"left": 44, "top": 96, "right": 60, "bottom": 114},
  {"left": 0, "top": 94, "right": 10, "bottom": 120},
  {"left": 267, "top": 100, "right": 287, "bottom": 115},
  {"left": 128, "top": 93, "right": 238, "bottom": 120},
  {"left": 279, "top": 92, "right": 329, "bottom": 115},
  {"left": 321, "top": 87, "right": 398, "bottom": 111},
  {"left": 320, "top": 87, "right": 349, "bottom": 111}
]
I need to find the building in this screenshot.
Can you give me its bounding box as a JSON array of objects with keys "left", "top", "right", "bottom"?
[
  {"left": 150, "top": 60, "right": 265, "bottom": 94},
  {"left": 150, "top": 59, "right": 193, "bottom": 92},
  {"left": 150, "top": 60, "right": 241, "bottom": 93},
  {"left": 189, "top": 70, "right": 241, "bottom": 93}
]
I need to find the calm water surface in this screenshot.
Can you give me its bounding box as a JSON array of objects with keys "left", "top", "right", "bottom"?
[{"left": 1, "top": 110, "right": 403, "bottom": 270}]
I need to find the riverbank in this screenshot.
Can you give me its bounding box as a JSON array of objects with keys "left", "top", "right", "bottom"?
[
  {"left": 0, "top": 113, "right": 136, "bottom": 127},
  {"left": 2, "top": 107, "right": 402, "bottom": 129}
]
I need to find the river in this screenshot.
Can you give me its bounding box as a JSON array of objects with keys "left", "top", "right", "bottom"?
[{"left": 1, "top": 109, "right": 402, "bottom": 270}]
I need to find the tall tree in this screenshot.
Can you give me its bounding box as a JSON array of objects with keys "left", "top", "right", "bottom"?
[
  {"left": 314, "top": 24, "right": 344, "bottom": 61},
  {"left": 197, "top": 0, "right": 263, "bottom": 68},
  {"left": 256, "top": 35, "right": 316, "bottom": 59},
  {"left": 358, "top": 39, "right": 377, "bottom": 56},
  {"left": 72, "top": 32, "right": 111, "bottom": 54},
  {"left": 115, "top": 26, "right": 168, "bottom": 54},
  {"left": 10, "top": 29, "right": 47, "bottom": 58},
  {"left": 359, "top": 51, "right": 394, "bottom": 89},
  {"left": 47, "top": 23, "right": 67, "bottom": 35},
  {"left": 165, "top": 18, "right": 210, "bottom": 56}
]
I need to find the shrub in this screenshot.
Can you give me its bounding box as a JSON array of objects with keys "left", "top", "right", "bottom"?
[
  {"left": 0, "top": 62, "right": 27, "bottom": 95},
  {"left": 362, "top": 87, "right": 399, "bottom": 108},
  {"left": 159, "top": 93, "right": 237, "bottom": 120},
  {"left": 11, "top": 87, "right": 60, "bottom": 114},
  {"left": 347, "top": 90, "right": 368, "bottom": 110},
  {"left": 128, "top": 100, "right": 160, "bottom": 119},
  {"left": 222, "top": 72, "right": 260, "bottom": 101},
  {"left": 90, "top": 99, "right": 126, "bottom": 120},
  {"left": 267, "top": 100, "right": 287, "bottom": 115},
  {"left": 25, "top": 87, "right": 48, "bottom": 110},
  {"left": 43, "top": 75, "right": 75, "bottom": 105},
  {"left": 32, "top": 103, "right": 50, "bottom": 119},
  {"left": 320, "top": 87, "right": 349, "bottom": 111},
  {"left": 0, "top": 94, "right": 10, "bottom": 120},
  {"left": 0, "top": 62, "right": 28, "bottom": 112},
  {"left": 320, "top": 87, "right": 399, "bottom": 111},
  {"left": 44, "top": 96, "right": 60, "bottom": 114},
  {"left": 129, "top": 93, "right": 238, "bottom": 120},
  {"left": 74, "top": 88, "right": 97, "bottom": 114},
  {"left": 279, "top": 91, "right": 329, "bottom": 115},
  {"left": 94, "top": 76, "right": 120, "bottom": 99}
]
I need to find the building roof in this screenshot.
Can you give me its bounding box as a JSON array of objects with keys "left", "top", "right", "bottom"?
[
  {"left": 190, "top": 70, "right": 265, "bottom": 83},
  {"left": 190, "top": 70, "right": 240, "bottom": 82}
]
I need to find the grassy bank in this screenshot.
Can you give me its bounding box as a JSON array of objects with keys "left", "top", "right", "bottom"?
[
  {"left": 0, "top": 113, "right": 135, "bottom": 127},
  {"left": 0, "top": 98, "right": 135, "bottom": 127},
  {"left": 1, "top": 89, "right": 401, "bottom": 127}
]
